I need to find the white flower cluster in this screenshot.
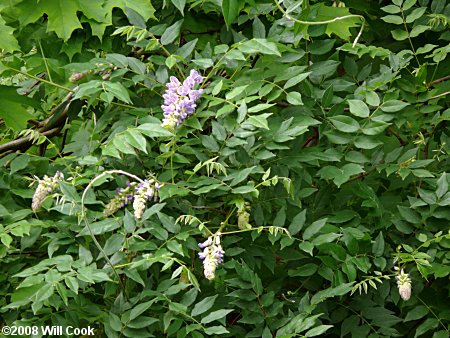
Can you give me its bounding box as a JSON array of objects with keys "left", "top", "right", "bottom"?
[
  {"left": 133, "top": 179, "right": 159, "bottom": 219},
  {"left": 395, "top": 267, "right": 412, "bottom": 301},
  {"left": 104, "top": 179, "right": 160, "bottom": 220},
  {"left": 31, "top": 171, "right": 64, "bottom": 211},
  {"left": 198, "top": 233, "right": 224, "bottom": 280}
]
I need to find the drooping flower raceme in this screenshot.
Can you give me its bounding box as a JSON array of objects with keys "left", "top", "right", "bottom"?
[
  {"left": 132, "top": 179, "right": 159, "bottom": 219},
  {"left": 161, "top": 69, "right": 203, "bottom": 130},
  {"left": 395, "top": 267, "right": 412, "bottom": 301},
  {"left": 103, "top": 179, "right": 159, "bottom": 219},
  {"left": 198, "top": 232, "right": 224, "bottom": 280},
  {"left": 31, "top": 171, "right": 64, "bottom": 211},
  {"left": 103, "top": 182, "right": 136, "bottom": 217}
]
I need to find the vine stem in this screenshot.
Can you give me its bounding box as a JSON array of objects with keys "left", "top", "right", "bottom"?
[
  {"left": 274, "top": 0, "right": 365, "bottom": 47},
  {"left": 147, "top": 31, "right": 185, "bottom": 80},
  {"left": 417, "top": 296, "right": 450, "bottom": 333},
  {"left": 80, "top": 170, "right": 148, "bottom": 292},
  {"left": 5, "top": 66, "right": 74, "bottom": 92}
]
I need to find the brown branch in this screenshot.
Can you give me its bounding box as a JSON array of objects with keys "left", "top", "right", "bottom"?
[
  {"left": 426, "top": 90, "right": 450, "bottom": 101},
  {"left": 429, "top": 75, "right": 450, "bottom": 86},
  {"left": 416, "top": 90, "right": 450, "bottom": 103},
  {"left": 302, "top": 128, "right": 319, "bottom": 148},
  {"left": 0, "top": 127, "right": 62, "bottom": 156},
  {"left": 0, "top": 89, "right": 76, "bottom": 156},
  {"left": 343, "top": 172, "right": 369, "bottom": 185},
  {"left": 388, "top": 127, "right": 407, "bottom": 146}
]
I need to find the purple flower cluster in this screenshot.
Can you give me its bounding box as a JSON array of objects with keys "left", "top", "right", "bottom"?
[
  {"left": 161, "top": 69, "right": 203, "bottom": 129},
  {"left": 103, "top": 182, "right": 136, "bottom": 217},
  {"left": 198, "top": 233, "right": 224, "bottom": 280}
]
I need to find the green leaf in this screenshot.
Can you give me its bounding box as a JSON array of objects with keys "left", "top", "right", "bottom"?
[
  {"left": 365, "top": 91, "right": 380, "bottom": 106},
  {"left": 113, "top": 135, "right": 136, "bottom": 155},
  {"left": 273, "top": 207, "right": 286, "bottom": 227},
  {"left": 226, "top": 85, "right": 249, "bottom": 100},
  {"left": 414, "top": 318, "right": 439, "bottom": 337},
  {"left": 130, "top": 300, "right": 158, "bottom": 320},
  {"left": 45, "top": 0, "right": 84, "bottom": 41},
  {"left": 125, "top": 129, "right": 147, "bottom": 153},
  {"left": 170, "top": 0, "right": 186, "bottom": 15},
  {"left": 398, "top": 206, "right": 421, "bottom": 223},
  {"left": 248, "top": 103, "right": 275, "bottom": 113},
  {"left": 305, "top": 325, "right": 333, "bottom": 337},
  {"left": 299, "top": 241, "right": 314, "bottom": 256},
  {"left": 392, "top": 29, "right": 408, "bottom": 40},
  {"left": 410, "top": 25, "right": 431, "bottom": 37},
  {"left": 312, "top": 233, "right": 340, "bottom": 246},
  {"left": 289, "top": 263, "right": 318, "bottom": 277},
  {"left": 354, "top": 136, "right": 383, "bottom": 149},
  {"left": 382, "top": 15, "right": 403, "bottom": 24},
  {"left": 10, "top": 154, "right": 30, "bottom": 174},
  {"left": 105, "top": 0, "right": 156, "bottom": 22},
  {"left": 288, "top": 209, "right": 307, "bottom": 235},
  {"left": 362, "top": 121, "right": 389, "bottom": 135},
  {"left": 322, "top": 85, "right": 334, "bottom": 107},
  {"left": 252, "top": 17, "right": 266, "bottom": 38},
  {"left": 329, "top": 115, "right": 360, "bottom": 133},
  {"left": 431, "top": 0, "right": 446, "bottom": 13},
  {"left": 348, "top": 99, "right": 370, "bottom": 118},
  {"left": 222, "top": 0, "right": 239, "bottom": 29},
  {"left": 284, "top": 72, "right": 311, "bottom": 89},
  {"left": 103, "top": 82, "right": 131, "bottom": 103},
  {"left": 436, "top": 173, "right": 448, "bottom": 199},
  {"left": 200, "top": 309, "right": 234, "bottom": 324},
  {"left": 381, "top": 5, "right": 401, "bottom": 13},
  {"left": 161, "top": 19, "right": 184, "bottom": 45},
  {"left": 0, "top": 85, "right": 38, "bottom": 130},
  {"left": 406, "top": 7, "right": 427, "bottom": 23},
  {"left": 75, "top": 0, "right": 108, "bottom": 22},
  {"left": 1, "top": 233, "right": 13, "bottom": 248},
  {"left": 286, "top": 92, "right": 303, "bottom": 105},
  {"left": 238, "top": 39, "right": 281, "bottom": 56},
  {"left": 402, "top": 0, "right": 417, "bottom": 10},
  {"left": 137, "top": 123, "right": 173, "bottom": 137},
  {"left": 0, "top": 16, "right": 20, "bottom": 52},
  {"left": 303, "top": 218, "right": 327, "bottom": 240},
  {"left": 311, "top": 283, "right": 354, "bottom": 305},
  {"left": 372, "top": 232, "right": 385, "bottom": 256},
  {"left": 204, "top": 326, "right": 230, "bottom": 335},
  {"left": 192, "top": 58, "right": 214, "bottom": 68},
  {"left": 35, "top": 284, "right": 55, "bottom": 303},
  {"left": 191, "top": 295, "right": 218, "bottom": 316},
  {"left": 412, "top": 169, "right": 434, "bottom": 178},
  {"left": 405, "top": 305, "right": 428, "bottom": 321},
  {"left": 316, "top": 4, "right": 361, "bottom": 40},
  {"left": 248, "top": 113, "right": 272, "bottom": 130}
]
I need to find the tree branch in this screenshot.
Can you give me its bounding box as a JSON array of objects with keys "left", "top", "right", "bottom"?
[
  {"left": 0, "top": 89, "right": 77, "bottom": 156},
  {"left": 0, "top": 127, "right": 62, "bottom": 156}
]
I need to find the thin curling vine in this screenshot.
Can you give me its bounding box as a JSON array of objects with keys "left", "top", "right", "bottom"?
[{"left": 274, "top": 0, "right": 365, "bottom": 47}]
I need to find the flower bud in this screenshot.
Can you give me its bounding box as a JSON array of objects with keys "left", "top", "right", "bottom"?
[
  {"left": 32, "top": 171, "right": 64, "bottom": 211},
  {"left": 395, "top": 268, "right": 412, "bottom": 301}
]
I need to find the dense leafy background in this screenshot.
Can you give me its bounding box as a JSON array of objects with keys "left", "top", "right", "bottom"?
[{"left": 0, "top": 0, "right": 449, "bottom": 337}]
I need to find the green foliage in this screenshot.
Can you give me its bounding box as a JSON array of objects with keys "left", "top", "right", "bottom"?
[{"left": 0, "top": 0, "right": 449, "bottom": 337}]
